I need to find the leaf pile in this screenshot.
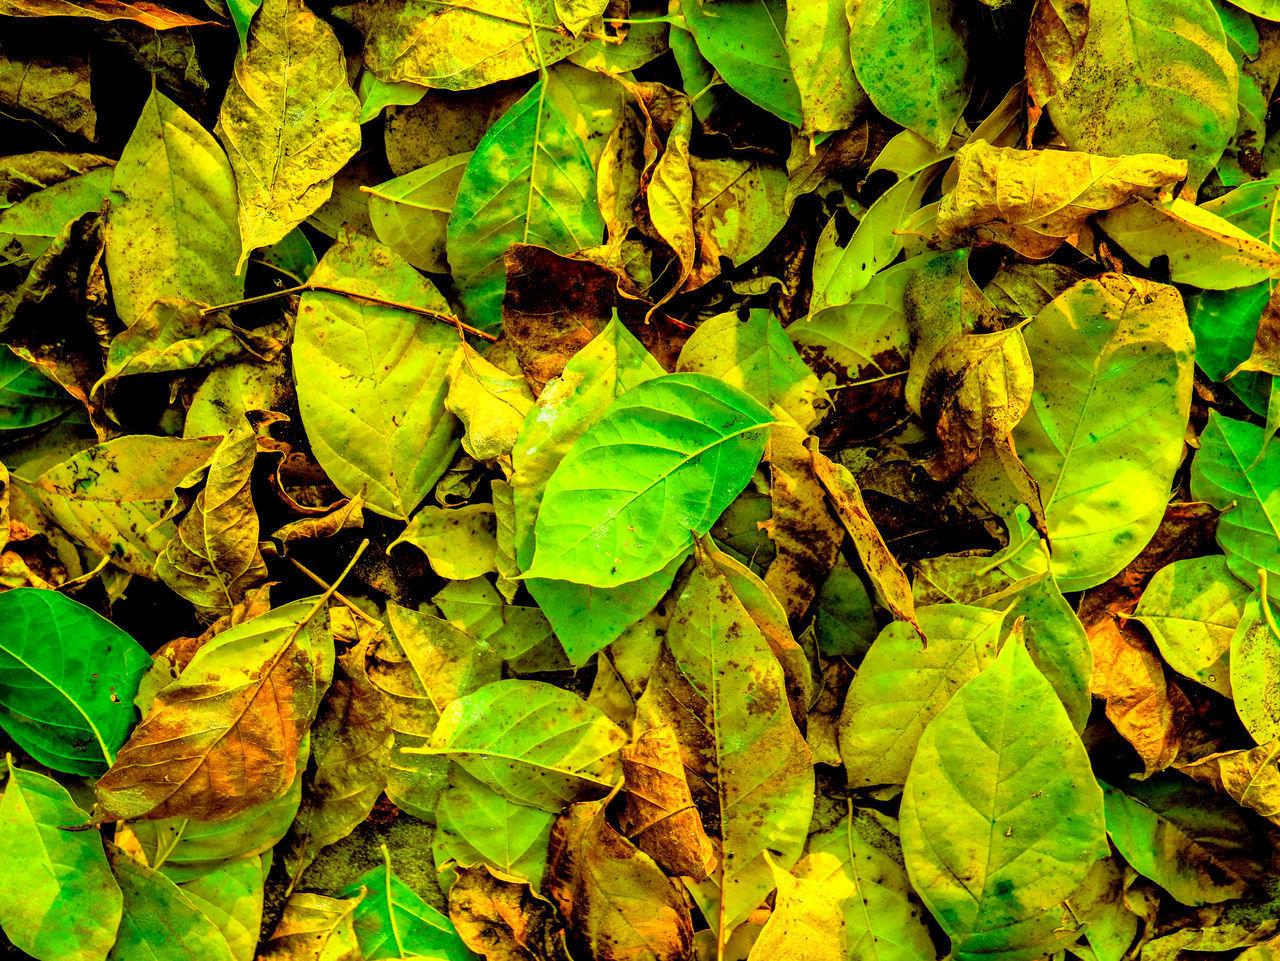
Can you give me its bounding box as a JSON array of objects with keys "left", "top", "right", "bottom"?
[{"left": 4, "top": 0, "right": 1280, "bottom": 960}]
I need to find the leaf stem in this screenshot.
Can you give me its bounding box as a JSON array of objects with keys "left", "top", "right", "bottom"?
[
  {"left": 202, "top": 284, "right": 497, "bottom": 342},
  {"left": 286, "top": 556, "right": 381, "bottom": 628}
]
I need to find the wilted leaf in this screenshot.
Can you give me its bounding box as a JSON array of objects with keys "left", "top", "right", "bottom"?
[
  {"left": 1101, "top": 781, "right": 1248, "bottom": 905},
  {"left": 155, "top": 420, "right": 268, "bottom": 621},
  {"left": 936, "top": 140, "right": 1187, "bottom": 258},
  {"left": 94, "top": 597, "right": 334, "bottom": 822},
  {"left": 839, "top": 603, "right": 1004, "bottom": 786},
  {"left": 292, "top": 231, "right": 460, "bottom": 521},
  {"left": 637, "top": 549, "right": 813, "bottom": 947},
  {"left": 24, "top": 434, "right": 218, "bottom": 578},
  {"left": 746, "top": 856, "right": 845, "bottom": 961},
  {"left": 434, "top": 768, "right": 556, "bottom": 887},
  {"left": 259, "top": 891, "right": 362, "bottom": 961},
  {"left": 105, "top": 89, "right": 242, "bottom": 327},
  {"left": 548, "top": 799, "right": 695, "bottom": 961},
  {"left": 1040, "top": 0, "right": 1238, "bottom": 185},
  {"left": 445, "top": 343, "right": 536, "bottom": 462}
]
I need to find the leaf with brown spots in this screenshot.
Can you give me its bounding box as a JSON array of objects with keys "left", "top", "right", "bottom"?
[
  {"left": 548, "top": 798, "right": 696, "bottom": 961},
  {"left": 620, "top": 726, "right": 717, "bottom": 881},
  {"left": 93, "top": 595, "right": 334, "bottom": 822},
  {"left": 810, "top": 446, "right": 921, "bottom": 639}
]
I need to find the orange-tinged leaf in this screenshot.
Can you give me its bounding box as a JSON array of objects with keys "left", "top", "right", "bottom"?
[
  {"left": 620, "top": 726, "right": 717, "bottom": 881},
  {"left": 548, "top": 799, "right": 696, "bottom": 961},
  {"left": 94, "top": 596, "right": 334, "bottom": 822}
]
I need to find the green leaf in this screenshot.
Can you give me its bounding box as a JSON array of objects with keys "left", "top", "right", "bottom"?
[
  {"left": 1039, "top": 0, "right": 1238, "bottom": 185},
  {"left": 1133, "top": 555, "right": 1250, "bottom": 697},
  {"left": 0, "top": 762, "right": 122, "bottom": 961},
  {"left": 215, "top": 0, "right": 361, "bottom": 269},
  {"left": 446, "top": 65, "right": 614, "bottom": 332},
  {"left": 357, "top": 0, "right": 600, "bottom": 89},
  {"left": 901, "top": 638, "right": 1108, "bottom": 961},
  {"left": 1228, "top": 588, "right": 1280, "bottom": 743},
  {"left": 682, "top": 0, "right": 802, "bottom": 126},
  {"left": 367, "top": 152, "right": 470, "bottom": 274},
  {"left": 1012, "top": 274, "right": 1195, "bottom": 591},
  {"left": 639, "top": 552, "right": 814, "bottom": 944},
  {"left": 0, "top": 349, "right": 72, "bottom": 434},
  {"left": 512, "top": 316, "right": 672, "bottom": 664},
  {"left": 0, "top": 165, "right": 112, "bottom": 267},
  {"left": 797, "top": 808, "right": 935, "bottom": 961},
  {"left": 838, "top": 603, "right": 1006, "bottom": 787},
  {"left": 434, "top": 768, "right": 555, "bottom": 887},
  {"left": 525, "top": 372, "right": 772, "bottom": 588},
  {"left": 179, "top": 857, "right": 267, "bottom": 961},
  {"left": 1191, "top": 411, "right": 1280, "bottom": 600},
  {"left": 1005, "top": 576, "right": 1094, "bottom": 733},
  {"left": 1101, "top": 781, "right": 1248, "bottom": 905},
  {"left": 106, "top": 843, "right": 236, "bottom": 961},
  {"left": 809, "top": 173, "right": 936, "bottom": 314},
  {"left": 784, "top": 0, "right": 864, "bottom": 137},
  {"left": 367, "top": 603, "right": 499, "bottom": 822},
  {"left": 847, "top": 0, "right": 970, "bottom": 148},
  {"left": 292, "top": 231, "right": 460, "bottom": 520},
  {"left": 94, "top": 599, "right": 333, "bottom": 823},
  {"left": 412, "top": 679, "right": 626, "bottom": 812},
  {"left": 0, "top": 588, "right": 150, "bottom": 774},
  {"left": 677, "top": 308, "right": 827, "bottom": 431},
  {"left": 104, "top": 89, "right": 242, "bottom": 326},
  {"left": 342, "top": 858, "right": 473, "bottom": 960}
]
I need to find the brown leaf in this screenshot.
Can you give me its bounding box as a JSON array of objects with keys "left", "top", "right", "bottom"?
[
  {"left": 0, "top": 0, "right": 215, "bottom": 28},
  {"left": 1231, "top": 282, "right": 1280, "bottom": 379},
  {"left": 154, "top": 420, "right": 269, "bottom": 621},
  {"left": 621, "top": 726, "right": 717, "bottom": 881},
  {"left": 271, "top": 492, "right": 366, "bottom": 553},
  {"left": 1084, "top": 612, "right": 1188, "bottom": 777},
  {"left": 1026, "top": 0, "right": 1090, "bottom": 114},
  {"left": 284, "top": 609, "right": 393, "bottom": 881},
  {"left": 809, "top": 445, "right": 921, "bottom": 639},
  {"left": 502, "top": 244, "right": 614, "bottom": 395},
  {"left": 548, "top": 799, "right": 696, "bottom": 961},
  {"left": 1176, "top": 741, "right": 1280, "bottom": 826},
  {"left": 449, "top": 865, "right": 551, "bottom": 961},
  {"left": 936, "top": 140, "right": 1186, "bottom": 259},
  {"left": 94, "top": 596, "right": 334, "bottom": 821},
  {"left": 763, "top": 424, "right": 844, "bottom": 622}
]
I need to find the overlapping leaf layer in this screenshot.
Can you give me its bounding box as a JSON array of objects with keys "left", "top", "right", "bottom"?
[{"left": 3, "top": 1, "right": 1280, "bottom": 960}]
